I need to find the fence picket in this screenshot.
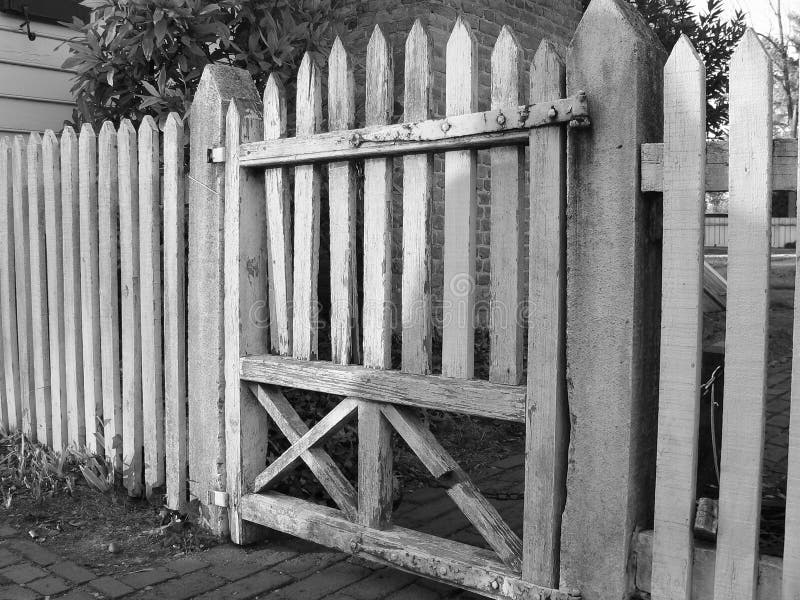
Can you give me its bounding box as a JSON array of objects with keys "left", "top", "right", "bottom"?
[
  {"left": 292, "top": 53, "right": 322, "bottom": 361},
  {"left": 12, "top": 136, "right": 35, "bottom": 439},
  {"left": 328, "top": 37, "right": 358, "bottom": 366},
  {"left": 489, "top": 26, "right": 523, "bottom": 386},
  {"left": 363, "top": 25, "right": 393, "bottom": 371},
  {"left": 98, "top": 122, "right": 122, "bottom": 472},
  {"left": 27, "top": 133, "right": 50, "bottom": 446},
  {"left": 61, "top": 126, "right": 85, "bottom": 448},
  {"left": 0, "top": 139, "right": 20, "bottom": 431},
  {"left": 43, "top": 131, "right": 66, "bottom": 450},
  {"left": 651, "top": 35, "right": 706, "bottom": 600},
  {"left": 401, "top": 20, "right": 433, "bottom": 375},
  {"left": 164, "top": 113, "right": 186, "bottom": 510},
  {"left": 442, "top": 17, "right": 477, "bottom": 379},
  {"left": 118, "top": 119, "right": 143, "bottom": 494},
  {"left": 263, "top": 75, "right": 292, "bottom": 356},
  {"left": 714, "top": 30, "right": 772, "bottom": 600},
  {"left": 139, "top": 116, "right": 165, "bottom": 493}
]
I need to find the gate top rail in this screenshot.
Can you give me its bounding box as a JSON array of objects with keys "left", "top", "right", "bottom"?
[{"left": 210, "top": 93, "right": 590, "bottom": 168}]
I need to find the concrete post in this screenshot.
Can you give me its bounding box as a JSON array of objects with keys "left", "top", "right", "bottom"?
[{"left": 561, "top": 0, "right": 666, "bottom": 598}]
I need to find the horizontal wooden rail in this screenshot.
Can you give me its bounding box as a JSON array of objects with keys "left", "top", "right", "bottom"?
[
  {"left": 240, "top": 492, "right": 578, "bottom": 600},
  {"left": 232, "top": 94, "right": 589, "bottom": 168},
  {"left": 239, "top": 354, "right": 526, "bottom": 421},
  {"left": 641, "top": 138, "right": 797, "bottom": 192}
]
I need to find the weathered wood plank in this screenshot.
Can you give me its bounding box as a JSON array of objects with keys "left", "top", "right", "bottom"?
[
  {"left": 237, "top": 94, "right": 590, "bottom": 168},
  {"left": 328, "top": 37, "right": 358, "bottom": 365},
  {"left": 249, "top": 383, "right": 357, "bottom": 520},
  {"left": 0, "top": 139, "right": 21, "bottom": 432},
  {"left": 79, "top": 124, "right": 102, "bottom": 454},
  {"left": 98, "top": 122, "right": 122, "bottom": 471},
  {"left": 489, "top": 26, "right": 523, "bottom": 386},
  {"left": 27, "top": 132, "right": 50, "bottom": 446},
  {"left": 292, "top": 53, "right": 322, "bottom": 361},
  {"left": 163, "top": 113, "right": 186, "bottom": 510},
  {"left": 118, "top": 119, "right": 143, "bottom": 495},
  {"left": 358, "top": 400, "right": 393, "bottom": 528},
  {"left": 381, "top": 404, "right": 523, "bottom": 570},
  {"left": 61, "top": 126, "right": 84, "bottom": 448},
  {"left": 401, "top": 20, "right": 433, "bottom": 375},
  {"left": 253, "top": 397, "right": 358, "bottom": 492},
  {"left": 523, "top": 39, "right": 568, "bottom": 586},
  {"left": 223, "top": 97, "right": 270, "bottom": 544},
  {"left": 442, "top": 17, "right": 478, "bottom": 379},
  {"left": 651, "top": 36, "right": 706, "bottom": 600},
  {"left": 240, "top": 354, "right": 526, "bottom": 421},
  {"left": 362, "top": 25, "right": 394, "bottom": 370},
  {"left": 714, "top": 30, "right": 772, "bottom": 600},
  {"left": 263, "top": 75, "right": 292, "bottom": 356},
  {"left": 43, "top": 130, "right": 67, "bottom": 450},
  {"left": 138, "top": 116, "right": 164, "bottom": 494},
  {"left": 641, "top": 138, "right": 797, "bottom": 192}
]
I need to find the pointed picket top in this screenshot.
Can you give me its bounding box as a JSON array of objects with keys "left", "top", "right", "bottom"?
[
  {"left": 165, "top": 111, "right": 182, "bottom": 133},
  {"left": 119, "top": 118, "right": 136, "bottom": 138},
  {"left": 667, "top": 33, "right": 703, "bottom": 69},
  {"left": 405, "top": 19, "right": 432, "bottom": 122},
  {"left": 575, "top": 0, "right": 663, "bottom": 50},
  {"left": 296, "top": 52, "right": 322, "bottom": 135},
  {"left": 731, "top": 28, "right": 770, "bottom": 73},
  {"left": 61, "top": 125, "right": 77, "bottom": 148},
  {"left": 42, "top": 129, "right": 58, "bottom": 155},
  {"left": 138, "top": 114, "right": 158, "bottom": 136},
  {"left": 263, "top": 74, "right": 287, "bottom": 139},
  {"left": 100, "top": 120, "right": 116, "bottom": 141},
  {"left": 27, "top": 130, "right": 41, "bottom": 151},
  {"left": 366, "top": 25, "right": 393, "bottom": 127},
  {"left": 79, "top": 122, "right": 95, "bottom": 140},
  {"left": 446, "top": 16, "right": 477, "bottom": 115},
  {"left": 491, "top": 26, "right": 522, "bottom": 109},
  {"left": 328, "top": 36, "right": 354, "bottom": 130},
  {"left": 530, "top": 39, "right": 565, "bottom": 103}
]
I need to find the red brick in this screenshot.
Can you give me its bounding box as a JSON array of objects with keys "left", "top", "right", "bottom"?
[
  {"left": 272, "top": 561, "right": 372, "bottom": 600},
  {"left": 48, "top": 561, "right": 96, "bottom": 584},
  {"left": 88, "top": 576, "right": 135, "bottom": 599},
  {"left": 194, "top": 570, "right": 292, "bottom": 600},
  {"left": 139, "top": 571, "right": 225, "bottom": 600},
  {"left": 26, "top": 575, "right": 72, "bottom": 596},
  {"left": 5, "top": 541, "right": 58, "bottom": 566},
  {"left": 0, "top": 551, "right": 19, "bottom": 570},
  {"left": 0, "top": 563, "right": 47, "bottom": 584},
  {"left": 118, "top": 567, "right": 175, "bottom": 589},
  {"left": 163, "top": 556, "right": 208, "bottom": 575},
  {"left": 0, "top": 585, "right": 38, "bottom": 600},
  {"left": 337, "top": 567, "right": 418, "bottom": 600}
]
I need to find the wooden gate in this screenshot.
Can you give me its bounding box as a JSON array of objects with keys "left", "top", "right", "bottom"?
[{"left": 218, "top": 18, "right": 588, "bottom": 600}]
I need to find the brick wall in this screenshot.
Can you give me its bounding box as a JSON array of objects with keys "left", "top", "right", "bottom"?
[{"left": 337, "top": 0, "right": 583, "bottom": 333}]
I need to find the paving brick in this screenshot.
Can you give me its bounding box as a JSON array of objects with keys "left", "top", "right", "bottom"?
[
  {"left": 164, "top": 556, "right": 209, "bottom": 575},
  {"left": 194, "top": 569, "right": 292, "bottom": 599},
  {"left": 385, "top": 583, "right": 447, "bottom": 600},
  {"left": 0, "top": 551, "right": 19, "bottom": 570},
  {"left": 0, "top": 527, "right": 17, "bottom": 539},
  {"left": 336, "top": 567, "right": 417, "bottom": 600},
  {"left": 5, "top": 541, "right": 58, "bottom": 566},
  {"left": 89, "top": 575, "right": 136, "bottom": 599},
  {"left": 57, "top": 590, "right": 97, "bottom": 600},
  {"left": 139, "top": 571, "right": 225, "bottom": 600},
  {"left": 49, "top": 561, "right": 96, "bottom": 584},
  {"left": 26, "top": 575, "right": 72, "bottom": 595},
  {"left": 272, "top": 561, "right": 372, "bottom": 600},
  {"left": 0, "top": 563, "right": 47, "bottom": 584},
  {"left": 274, "top": 551, "right": 346, "bottom": 579},
  {"left": 119, "top": 567, "right": 175, "bottom": 589},
  {"left": 0, "top": 585, "right": 38, "bottom": 600}
]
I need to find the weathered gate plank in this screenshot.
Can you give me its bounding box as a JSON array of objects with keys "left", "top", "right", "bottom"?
[
  {"left": 442, "top": 17, "right": 477, "bottom": 379},
  {"left": 651, "top": 36, "right": 706, "bottom": 600},
  {"left": 714, "top": 30, "right": 772, "bottom": 600}
]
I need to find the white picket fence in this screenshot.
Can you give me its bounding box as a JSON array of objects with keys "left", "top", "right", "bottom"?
[{"left": 705, "top": 215, "right": 797, "bottom": 248}]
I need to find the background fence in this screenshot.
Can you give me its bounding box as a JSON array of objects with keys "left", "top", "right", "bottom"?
[
  {"left": 0, "top": 116, "right": 187, "bottom": 507},
  {"left": 704, "top": 215, "right": 797, "bottom": 248}
]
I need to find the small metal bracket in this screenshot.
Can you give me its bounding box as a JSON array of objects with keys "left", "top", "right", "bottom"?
[
  {"left": 206, "top": 490, "right": 229, "bottom": 508},
  {"left": 207, "top": 146, "right": 226, "bottom": 164}
]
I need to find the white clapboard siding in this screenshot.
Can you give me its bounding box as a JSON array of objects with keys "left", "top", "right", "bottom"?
[
  {"left": 651, "top": 35, "right": 706, "bottom": 600},
  {"left": 714, "top": 30, "right": 772, "bottom": 600},
  {"left": 401, "top": 20, "right": 433, "bottom": 375},
  {"left": 442, "top": 17, "right": 478, "bottom": 379}
]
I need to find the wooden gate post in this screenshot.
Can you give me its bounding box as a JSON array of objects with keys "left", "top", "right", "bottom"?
[
  {"left": 562, "top": 0, "right": 665, "bottom": 598},
  {"left": 189, "top": 65, "right": 261, "bottom": 534}
]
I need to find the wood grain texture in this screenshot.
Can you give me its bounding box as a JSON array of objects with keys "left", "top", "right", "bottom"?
[
  {"left": 442, "top": 17, "right": 478, "bottom": 379},
  {"left": 401, "top": 20, "right": 433, "bottom": 375},
  {"left": 292, "top": 53, "right": 322, "bottom": 361},
  {"left": 651, "top": 36, "right": 706, "bottom": 600},
  {"left": 381, "top": 404, "right": 522, "bottom": 570},
  {"left": 358, "top": 399, "right": 393, "bottom": 528},
  {"left": 489, "top": 26, "right": 523, "bottom": 385},
  {"left": 327, "top": 37, "right": 358, "bottom": 365},
  {"left": 12, "top": 136, "right": 34, "bottom": 438},
  {"left": 163, "top": 113, "right": 186, "bottom": 510},
  {"left": 523, "top": 39, "right": 567, "bottom": 586},
  {"left": 42, "top": 130, "right": 66, "bottom": 450},
  {"left": 138, "top": 116, "right": 164, "bottom": 493},
  {"left": 118, "top": 119, "right": 143, "bottom": 494},
  {"left": 263, "top": 75, "right": 292, "bottom": 356},
  {"left": 362, "top": 25, "right": 393, "bottom": 370},
  {"left": 223, "top": 97, "right": 270, "bottom": 544},
  {"left": 79, "top": 124, "right": 102, "bottom": 455},
  {"left": 249, "top": 383, "right": 357, "bottom": 520},
  {"left": 240, "top": 354, "right": 526, "bottom": 421},
  {"left": 641, "top": 138, "right": 796, "bottom": 192},
  {"left": 27, "top": 132, "right": 50, "bottom": 446},
  {"left": 98, "top": 122, "right": 122, "bottom": 471},
  {"left": 0, "top": 139, "right": 21, "bottom": 431},
  {"left": 714, "top": 29, "right": 772, "bottom": 600},
  {"left": 61, "top": 126, "right": 84, "bottom": 448}
]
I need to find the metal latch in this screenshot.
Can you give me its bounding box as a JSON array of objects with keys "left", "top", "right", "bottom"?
[{"left": 206, "top": 490, "right": 229, "bottom": 508}]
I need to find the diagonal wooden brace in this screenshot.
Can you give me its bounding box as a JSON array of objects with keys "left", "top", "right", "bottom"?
[
  {"left": 381, "top": 404, "right": 523, "bottom": 571},
  {"left": 253, "top": 394, "right": 358, "bottom": 495}
]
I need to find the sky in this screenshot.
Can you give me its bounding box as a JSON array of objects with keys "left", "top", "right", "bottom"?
[{"left": 691, "top": 0, "right": 793, "bottom": 35}]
